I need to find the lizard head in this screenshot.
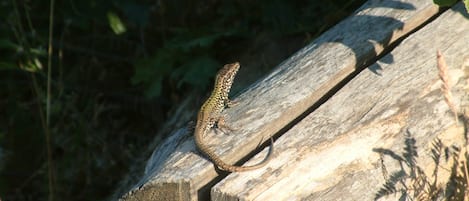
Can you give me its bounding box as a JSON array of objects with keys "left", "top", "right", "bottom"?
[{"left": 216, "top": 62, "right": 240, "bottom": 92}]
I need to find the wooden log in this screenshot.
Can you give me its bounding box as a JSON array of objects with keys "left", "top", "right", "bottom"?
[
  {"left": 120, "top": 0, "right": 441, "bottom": 200},
  {"left": 212, "top": 2, "right": 469, "bottom": 200}
]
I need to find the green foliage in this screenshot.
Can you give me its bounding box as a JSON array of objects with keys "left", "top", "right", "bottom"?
[
  {"left": 131, "top": 30, "right": 236, "bottom": 97},
  {"left": 172, "top": 57, "right": 219, "bottom": 89},
  {"left": 107, "top": 12, "right": 127, "bottom": 35},
  {"left": 434, "top": 0, "right": 459, "bottom": 6},
  {"left": 434, "top": 0, "right": 469, "bottom": 12}
]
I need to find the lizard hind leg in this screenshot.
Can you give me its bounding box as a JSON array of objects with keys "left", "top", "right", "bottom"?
[{"left": 216, "top": 116, "right": 238, "bottom": 134}]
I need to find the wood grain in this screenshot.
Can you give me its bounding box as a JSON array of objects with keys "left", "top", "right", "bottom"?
[
  {"left": 212, "top": 2, "right": 469, "bottom": 200},
  {"left": 120, "top": 0, "right": 441, "bottom": 200}
]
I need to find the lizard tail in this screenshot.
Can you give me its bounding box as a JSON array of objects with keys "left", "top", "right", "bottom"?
[{"left": 195, "top": 135, "right": 274, "bottom": 172}]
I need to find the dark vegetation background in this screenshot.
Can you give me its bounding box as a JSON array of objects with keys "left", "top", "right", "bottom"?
[{"left": 0, "top": 0, "right": 366, "bottom": 200}]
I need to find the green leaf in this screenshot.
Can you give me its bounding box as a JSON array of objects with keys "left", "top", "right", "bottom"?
[
  {"left": 433, "top": 0, "right": 458, "bottom": 6},
  {"left": 132, "top": 49, "right": 175, "bottom": 98},
  {"left": 173, "top": 57, "right": 219, "bottom": 89},
  {"left": 132, "top": 50, "right": 172, "bottom": 84},
  {"left": 107, "top": 12, "right": 127, "bottom": 35},
  {"left": 19, "top": 58, "right": 43, "bottom": 72},
  {"left": 464, "top": 0, "right": 469, "bottom": 13},
  {"left": 168, "top": 31, "right": 235, "bottom": 52},
  {"left": 145, "top": 76, "right": 163, "bottom": 98},
  {"left": 184, "top": 33, "right": 223, "bottom": 49}
]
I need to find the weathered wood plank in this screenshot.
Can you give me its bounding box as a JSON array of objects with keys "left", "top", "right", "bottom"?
[
  {"left": 120, "top": 0, "right": 440, "bottom": 200},
  {"left": 212, "top": 2, "right": 469, "bottom": 200}
]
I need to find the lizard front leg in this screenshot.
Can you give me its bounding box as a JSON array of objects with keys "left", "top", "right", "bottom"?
[{"left": 226, "top": 99, "right": 238, "bottom": 108}]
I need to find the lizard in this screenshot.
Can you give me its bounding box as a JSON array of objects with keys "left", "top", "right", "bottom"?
[{"left": 194, "top": 62, "right": 274, "bottom": 172}]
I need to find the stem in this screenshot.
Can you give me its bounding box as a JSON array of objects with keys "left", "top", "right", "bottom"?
[{"left": 46, "top": 0, "right": 55, "bottom": 200}]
